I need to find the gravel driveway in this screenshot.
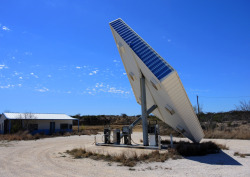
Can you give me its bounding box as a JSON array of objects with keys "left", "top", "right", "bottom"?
[{"left": 0, "top": 133, "right": 249, "bottom": 177}]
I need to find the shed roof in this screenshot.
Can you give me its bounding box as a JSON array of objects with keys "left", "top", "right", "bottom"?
[{"left": 2, "top": 113, "right": 77, "bottom": 120}]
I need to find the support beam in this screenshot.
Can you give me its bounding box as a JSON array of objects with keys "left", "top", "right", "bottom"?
[
  {"left": 129, "top": 104, "right": 157, "bottom": 130},
  {"left": 140, "top": 74, "right": 148, "bottom": 146},
  {"left": 147, "top": 104, "right": 158, "bottom": 115}
]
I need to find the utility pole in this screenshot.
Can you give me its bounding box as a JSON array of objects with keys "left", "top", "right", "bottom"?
[{"left": 197, "top": 95, "right": 200, "bottom": 115}]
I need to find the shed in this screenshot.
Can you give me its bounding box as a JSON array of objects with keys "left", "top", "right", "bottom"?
[{"left": 0, "top": 113, "right": 79, "bottom": 134}]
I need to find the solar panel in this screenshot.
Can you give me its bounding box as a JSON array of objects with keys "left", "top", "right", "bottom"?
[
  {"left": 110, "top": 19, "right": 174, "bottom": 81},
  {"left": 110, "top": 18, "right": 204, "bottom": 143}
]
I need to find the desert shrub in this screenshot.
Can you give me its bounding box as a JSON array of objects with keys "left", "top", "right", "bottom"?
[
  {"left": 65, "top": 148, "right": 181, "bottom": 167},
  {"left": 0, "top": 131, "right": 35, "bottom": 141},
  {"left": 174, "top": 141, "right": 221, "bottom": 156},
  {"left": 234, "top": 152, "right": 250, "bottom": 158},
  {"left": 65, "top": 141, "right": 225, "bottom": 167}
]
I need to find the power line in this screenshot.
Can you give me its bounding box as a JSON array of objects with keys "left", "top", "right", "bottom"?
[{"left": 199, "top": 96, "right": 250, "bottom": 99}]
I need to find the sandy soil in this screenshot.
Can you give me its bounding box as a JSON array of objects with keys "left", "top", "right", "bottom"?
[{"left": 0, "top": 132, "right": 250, "bottom": 177}]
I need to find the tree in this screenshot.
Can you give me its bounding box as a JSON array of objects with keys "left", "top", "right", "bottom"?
[
  {"left": 121, "top": 113, "right": 127, "bottom": 118},
  {"left": 193, "top": 105, "right": 203, "bottom": 114},
  {"left": 235, "top": 100, "right": 250, "bottom": 111},
  {"left": 21, "top": 113, "right": 37, "bottom": 130},
  {"left": 12, "top": 113, "right": 37, "bottom": 133}
]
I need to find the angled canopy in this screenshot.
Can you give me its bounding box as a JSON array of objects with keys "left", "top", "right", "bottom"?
[{"left": 110, "top": 18, "right": 204, "bottom": 143}]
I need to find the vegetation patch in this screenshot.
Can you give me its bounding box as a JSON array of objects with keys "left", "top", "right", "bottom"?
[
  {"left": 72, "top": 109, "right": 250, "bottom": 140},
  {"left": 0, "top": 131, "right": 43, "bottom": 141},
  {"left": 65, "top": 141, "right": 225, "bottom": 167},
  {"left": 174, "top": 141, "right": 227, "bottom": 156},
  {"left": 0, "top": 129, "right": 98, "bottom": 141},
  {"left": 65, "top": 148, "right": 181, "bottom": 167},
  {"left": 203, "top": 129, "right": 250, "bottom": 139},
  {"left": 161, "top": 140, "right": 228, "bottom": 155},
  {"left": 234, "top": 152, "right": 250, "bottom": 158}
]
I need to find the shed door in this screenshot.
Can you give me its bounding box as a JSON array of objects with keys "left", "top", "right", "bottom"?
[{"left": 50, "top": 122, "right": 55, "bottom": 134}]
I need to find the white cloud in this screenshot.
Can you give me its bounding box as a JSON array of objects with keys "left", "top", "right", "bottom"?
[
  {"left": 2, "top": 26, "right": 10, "bottom": 31},
  {"left": 18, "top": 84, "right": 22, "bottom": 87},
  {"left": 30, "top": 72, "right": 39, "bottom": 78},
  {"left": 86, "top": 83, "right": 130, "bottom": 96},
  {"left": 108, "top": 87, "right": 125, "bottom": 94},
  {"left": 0, "top": 64, "right": 8, "bottom": 69},
  {"left": 123, "top": 73, "right": 126, "bottom": 75},
  {"left": 19, "top": 77, "right": 23, "bottom": 79},
  {"left": 48, "top": 75, "right": 52, "bottom": 78},
  {"left": 89, "top": 69, "right": 98, "bottom": 75},
  {"left": 36, "top": 87, "right": 49, "bottom": 92},
  {"left": 76, "top": 66, "right": 82, "bottom": 69},
  {"left": 88, "top": 91, "right": 95, "bottom": 95},
  {"left": 0, "top": 65, "right": 5, "bottom": 69},
  {"left": 95, "top": 83, "right": 104, "bottom": 88},
  {"left": 24, "top": 52, "right": 32, "bottom": 56},
  {"left": 14, "top": 71, "right": 19, "bottom": 75},
  {"left": 113, "top": 59, "right": 120, "bottom": 63},
  {"left": 0, "top": 84, "right": 14, "bottom": 89}
]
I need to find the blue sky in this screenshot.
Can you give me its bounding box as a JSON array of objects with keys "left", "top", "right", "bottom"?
[{"left": 0, "top": 0, "right": 250, "bottom": 115}]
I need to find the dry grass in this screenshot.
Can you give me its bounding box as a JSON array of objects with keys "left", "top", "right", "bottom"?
[
  {"left": 66, "top": 141, "right": 225, "bottom": 167},
  {"left": 73, "top": 125, "right": 143, "bottom": 133},
  {"left": 204, "top": 128, "right": 250, "bottom": 139},
  {"left": 174, "top": 141, "right": 226, "bottom": 156},
  {"left": 216, "top": 143, "right": 229, "bottom": 150},
  {"left": 0, "top": 129, "right": 99, "bottom": 141},
  {"left": 234, "top": 152, "right": 250, "bottom": 158},
  {"left": 0, "top": 131, "right": 43, "bottom": 141},
  {"left": 78, "top": 129, "right": 99, "bottom": 135},
  {"left": 66, "top": 148, "right": 181, "bottom": 167},
  {"left": 161, "top": 139, "right": 228, "bottom": 154}
]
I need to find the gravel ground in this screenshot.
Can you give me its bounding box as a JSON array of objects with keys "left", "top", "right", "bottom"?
[{"left": 0, "top": 132, "right": 249, "bottom": 177}]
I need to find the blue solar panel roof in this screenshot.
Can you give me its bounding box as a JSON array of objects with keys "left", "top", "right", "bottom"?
[{"left": 110, "top": 18, "right": 174, "bottom": 81}]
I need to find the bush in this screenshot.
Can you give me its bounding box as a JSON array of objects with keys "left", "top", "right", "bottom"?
[
  {"left": 175, "top": 141, "right": 222, "bottom": 156},
  {"left": 65, "top": 142, "right": 224, "bottom": 167},
  {"left": 65, "top": 148, "right": 181, "bottom": 167}
]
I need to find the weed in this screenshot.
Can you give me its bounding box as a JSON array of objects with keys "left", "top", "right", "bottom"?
[
  {"left": 129, "top": 168, "right": 136, "bottom": 171},
  {"left": 234, "top": 152, "right": 248, "bottom": 158},
  {"left": 65, "top": 148, "right": 181, "bottom": 167}
]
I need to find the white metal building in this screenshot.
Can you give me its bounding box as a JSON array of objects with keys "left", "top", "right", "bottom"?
[{"left": 0, "top": 113, "right": 79, "bottom": 134}]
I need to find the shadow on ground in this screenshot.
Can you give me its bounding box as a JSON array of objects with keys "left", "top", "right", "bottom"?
[{"left": 186, "top": 151, "right": 242, "bottom": 165}]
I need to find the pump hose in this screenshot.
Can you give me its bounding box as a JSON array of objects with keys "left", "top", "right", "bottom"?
[{"left": 131, "top": 137, "right": 140, "bottom": 145}]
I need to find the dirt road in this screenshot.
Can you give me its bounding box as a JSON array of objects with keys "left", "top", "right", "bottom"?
[{"left": 0, "top": 133, "right": 249, "bottom": 177}]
